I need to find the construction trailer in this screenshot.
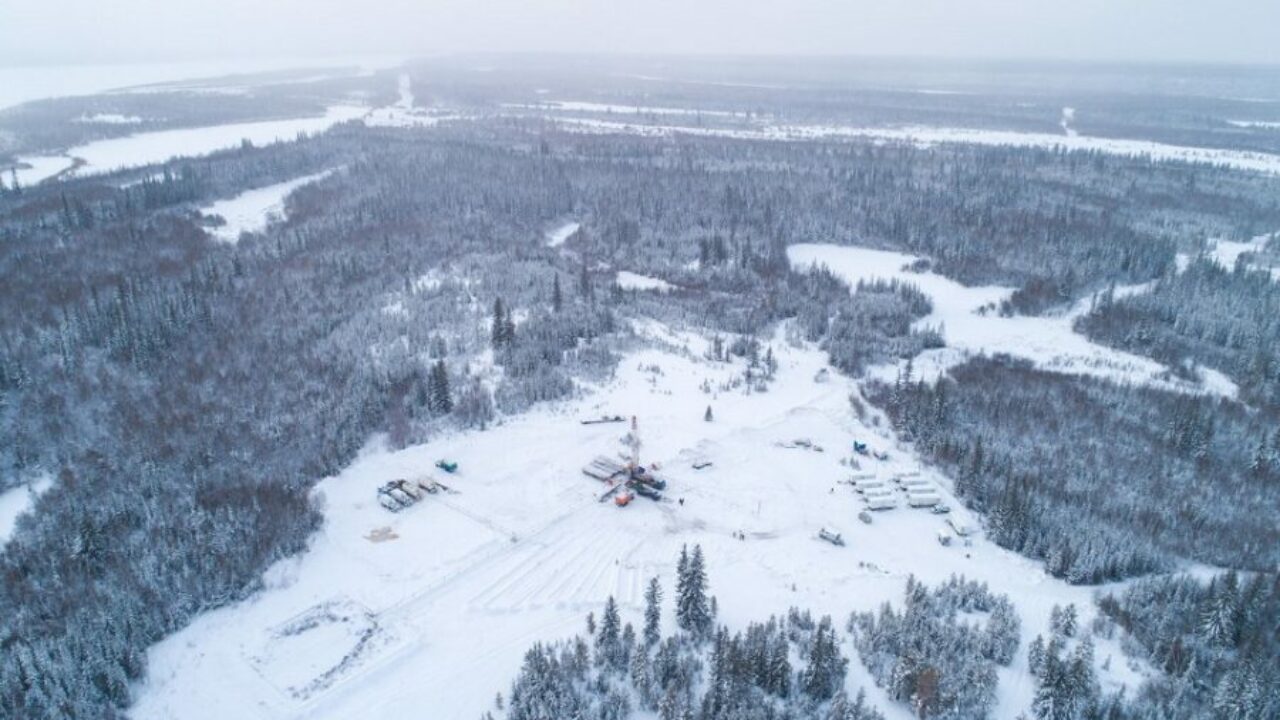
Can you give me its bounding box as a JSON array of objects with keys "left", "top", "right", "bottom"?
[
  {"left": 865, "top": 496, "right": 897, "bottom": 511},
  {"left": 947, "top": 518, "right": 974, "bottom": 537},
  {"left": 896, "top": 477, "right": 931, "bottom": 488},
  {"left": 907, "top": 493, "right": 941, "bottom": 508},
  {"left": 818, "top": 528, "right": 845, "bottom": 546},
  {"left": 854, "top": 479, "right": 888, "bottom": 491},
  {"left": 937, "top": 530, "right": 953, "bottom": 547},
  {"left": 861, "top": 486, "right": 896, "bottom": 499}
]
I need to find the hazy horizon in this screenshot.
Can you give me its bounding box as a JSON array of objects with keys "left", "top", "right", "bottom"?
[{"left": 3, "top": 0, "right": 1278, "bottom": 67}]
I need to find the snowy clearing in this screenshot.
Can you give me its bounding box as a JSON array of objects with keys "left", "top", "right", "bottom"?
[
  {"left": 0, "top": 474, "right": 53, "bottom": 546},
  {"left": 615, "top": 271, "right": 676, "bottom": 292},
  {"left": 73, "top": 113, "right": 143, "bottom": 124},
  {"left": 787, "top": 243, "right": 1237, "bottom": 397},
  {"left": 131, "top": 322, "right": 1139, "bottom": 720},
  {"left": 545, "top": 220, "right": 580, "bottom": 248},
  {"left": 202, "top": 170, "right": 336, "bottom": 243},
  {"left": 13, "top": 106, "right": 365, "bottom": 184},
  {"left": 1206, "top": 231, "right": 1280, "bottom": 278}
]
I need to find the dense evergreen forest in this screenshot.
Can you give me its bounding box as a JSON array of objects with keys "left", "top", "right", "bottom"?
[{"left": 867, "top": 356, "right": 1279, "bottom": 583}]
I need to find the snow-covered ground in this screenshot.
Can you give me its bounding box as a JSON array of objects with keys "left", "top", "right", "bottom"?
[
  {"left": 13, "top": 106, "right": 365, "bottom": 186},
  {"left": 787, "top": 243, "right": 1238, "bottom": 396},
  {"left": 615, "top": 271, "right": 676, "bottom": 292},
  {"left": 545, "top": 220, "right": 580, "bottom": 248},
  {"left": 132, "top": 321, "right": 1142, "bottom": 720},
  {"left": 0, "top": 474, "right": 52, "bottom": 546},
  {"left": 202, "top": 170, "right": 336, "bottom": 243}
]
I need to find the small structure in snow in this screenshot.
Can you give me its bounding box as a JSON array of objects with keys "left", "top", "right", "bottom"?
[
  {"left": 858, "top": 510, "right": 874, "bottom": 525},
  {"left": 864, "top": 496, "right": 897, "bottom": 511},
  {"left": 937, "top": 530, "right": 953, "bottom": 547},
  {"left": 907, "top": 493, "right": 940, "bottom": 508},
  {"left": 947, "top": 518, "right": 974, "bottom": 536},
  {"left": 813, "top": 368, "right": 830, "bottom": 383},
  {"left": 818, "top": 528, "right": 845, "bottom": 546},
  {"left": 435, "top": 460, "right": 459, "bottom": 474},
  {"left": 377, "top": 479, "right": 424, "bottom": 512}
]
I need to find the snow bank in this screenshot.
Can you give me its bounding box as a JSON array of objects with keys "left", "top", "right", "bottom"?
[
  {"left": 787, "top": 243, "right": 1237, "bottom": 397},
  {"left": 202, "top": 170, "right": 335, "bottom": 243}
]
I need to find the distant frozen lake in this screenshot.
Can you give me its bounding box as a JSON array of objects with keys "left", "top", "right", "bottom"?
[
  {"left": 13, "top": 106, "right": 365, "bottom": 186},
  {"left": 0, "top": 55, "right": 404, "bottom": 111}
]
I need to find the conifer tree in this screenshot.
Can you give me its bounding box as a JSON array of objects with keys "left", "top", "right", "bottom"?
[{"left": 644, "top": 577, "right": 663, "bottom": 647}]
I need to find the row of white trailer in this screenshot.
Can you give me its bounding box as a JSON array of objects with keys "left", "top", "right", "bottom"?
[{"left": 849, "top": 471, "right": 941, "bottom": 510}]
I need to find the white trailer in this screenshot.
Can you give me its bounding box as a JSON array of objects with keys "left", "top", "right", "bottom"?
[
  {"left": 896, "top": 477, "right": 931, "bottom": 488},
  {"left": 947, "top": 517, "right": 974, "bottom": 536},
  {"left": 855, "top": 479, "right": 888, "bottom": 491},
  {"left": 864, "top": 496, "right": 897, "bottom": 511},
  {"left": 861, "top": 486, "right": 895, "bottom": 499},
  {"left": 907, "top": 493, "right": 940, "bottom": 508}
]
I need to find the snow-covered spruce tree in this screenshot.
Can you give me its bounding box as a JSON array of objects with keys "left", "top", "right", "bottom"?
[
  {"left": 428, "top": 359, "right": 453, "bottom": 414},
  {"left": 675, "top": 544, "right": 711, "bottom": 638},
  {"left": 801, "top": 615, "right": 848, "bottom": 702},
  {"left": 643, "top": 577, "right": 663, "bottom": 647},
  {"left": 596, "top": 596, "right": 623, "bottom": 670}
]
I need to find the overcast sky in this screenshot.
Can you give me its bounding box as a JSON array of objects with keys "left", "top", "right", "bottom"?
[{"left": 3, "top": 0, "right": 1277, "bottom": 67}]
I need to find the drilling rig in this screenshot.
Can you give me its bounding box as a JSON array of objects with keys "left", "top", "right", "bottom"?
[{"left": 582, "top": 416, "right": 667, "bottom": 505}]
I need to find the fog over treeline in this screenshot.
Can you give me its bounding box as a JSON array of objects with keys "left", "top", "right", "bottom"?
[{"left": 3, "top": 0, "right": 1279, "bottom": 66}]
